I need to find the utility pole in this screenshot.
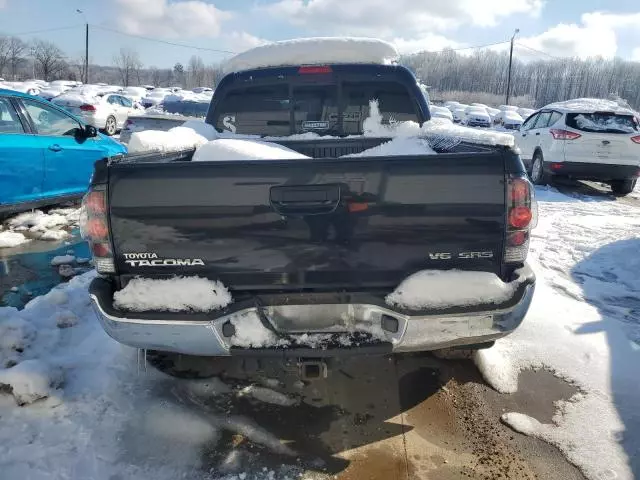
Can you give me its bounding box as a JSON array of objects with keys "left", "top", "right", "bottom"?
[
  {"left": 506, "top": 28, "right": 519, "bottom": 105},
  {"left": 77, "top": 9, "right": 89, "bottom": 83}
]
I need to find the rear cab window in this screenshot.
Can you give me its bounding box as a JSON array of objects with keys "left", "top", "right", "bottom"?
[
  {"left": 210, "top": 66, "right": 423, "bottom": 137},
  {"left": 566, "top": 112, "right": 639, "bottom": 134}
]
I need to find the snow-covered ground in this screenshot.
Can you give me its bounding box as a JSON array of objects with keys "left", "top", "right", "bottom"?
[
  {"left": 0, "top": 186, "right": 638, "bottom": 479},
  {"left": 0, "top": 207, "right": 81, "bottom": 249}
]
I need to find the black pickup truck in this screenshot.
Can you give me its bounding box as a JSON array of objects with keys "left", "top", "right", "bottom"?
[{"left": 84, "top": 62, "right": 536, "bottom": 374}]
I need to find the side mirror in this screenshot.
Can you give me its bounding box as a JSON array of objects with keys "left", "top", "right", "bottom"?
[{"left": 84, "top": 125, "right": 98, "bottom": 138}]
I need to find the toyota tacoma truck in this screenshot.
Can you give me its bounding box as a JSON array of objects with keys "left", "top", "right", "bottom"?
[{"left": 83, "top": 40, "right": 536, "bottom": 376}]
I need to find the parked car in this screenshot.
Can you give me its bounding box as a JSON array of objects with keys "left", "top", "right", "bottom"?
[
  {"left": 501, "top": 110, "right": 523, "bottom": 130},
  {"left": 464, "top": 106, "right": 491, "bottom": 127},
  {"left": 119, "top": 113, "right": 194, "bottom": 143},
  {"left": 0, "top": 88, "right": 126, "bottom": 215},
  {"left": 53, "top": 92, "right": 141, "bottom": 136},
  {"left": 517, "top": 108, "right": 535, "bottom": 120},
  {"left": 84, "top": 38, "right": 536, "bottom": 378},
  {"left": 514, "top": 98, "right": 640, "bottom": 195},
  {"left": 452, "top": 107, "right": 467, "bottom": 124},
  {"left": 430, "top": 105, "right": 453, "bottom": 122}
]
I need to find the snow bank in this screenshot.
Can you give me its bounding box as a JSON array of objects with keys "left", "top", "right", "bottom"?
[
  {"left": 363, "top": 99, "right": 421, "bottom": 137},
  {"left": 223, "top": 37, "right": 399, "bottom": 74},
  {"left": 0, "top": 231, "right": 29, "bottom": 248},
  {"left": 192, "top": 138, "right": 310, "bottom": 162},
  {"left": 0, "top": 359, "right": 62, "bottom": 406},
  {"left": 386, "top": 270, "right": 516, "bottom": 309},
  {"left": 113, "top": 277, "right": 232, "bottom": 313},
  {"left": 545, "top": 97, "right": 635, "bottom": 114}
]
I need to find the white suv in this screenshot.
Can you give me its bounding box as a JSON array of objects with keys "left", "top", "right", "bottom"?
[{"left": 514, "top": 99, "right": 640, "bottom": 196}]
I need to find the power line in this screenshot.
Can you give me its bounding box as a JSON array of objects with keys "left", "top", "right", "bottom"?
[
  {"left": 91, "top": 25, "right": 237, "bottom": 55},
  {"left": 413, "top": 41, "right": 510, "bottom": 55},
  {"left": 3, "top": 25, "right": 83, "bottom": 37},
  {"left": 515, "top": 43, "right": 563, "bottom": 60}
]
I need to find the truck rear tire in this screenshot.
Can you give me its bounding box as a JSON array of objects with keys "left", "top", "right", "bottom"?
[
  {"left": 610, "top": 178, "right": 637, "bottom": 196},
  {"left": 146, "top": 350, "right": 228, "bottom": 379}
]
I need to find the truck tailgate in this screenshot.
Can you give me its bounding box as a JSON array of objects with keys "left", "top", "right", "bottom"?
[{"left": 108, "top": 153, "right": 507, "bottom": 291}]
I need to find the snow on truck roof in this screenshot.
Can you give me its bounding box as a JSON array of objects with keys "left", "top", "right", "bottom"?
[
  {"left": 222, "top": 37, "right": 399, "bottom": 74},
  {"left": 544, "top": 98, "right": 635, "bottom": 115}
]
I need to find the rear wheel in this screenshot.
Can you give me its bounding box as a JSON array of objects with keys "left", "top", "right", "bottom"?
[
  {"left": 104, "top": 116, "right": 117, "bottom": 136},
  {"left": 610, "top": 178, "right": 637, "bottom": 196},
  {"left": 530, "top": 152, "right": 550, "bottom": 185}
]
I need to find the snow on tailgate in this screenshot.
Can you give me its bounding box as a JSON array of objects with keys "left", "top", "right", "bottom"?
[
  {"left": 113, "top": 277, "right": 232, "bottom": 313},
  {"left": 222, "top": 37, "right": 399, "bottom": 74},
  {"left": 385, "top": 270, "right": 516, "bottom": 309}
]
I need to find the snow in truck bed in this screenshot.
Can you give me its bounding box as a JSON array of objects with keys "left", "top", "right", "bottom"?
[{"left": 222, "top": 37, "right": 399, "bottom": 74}]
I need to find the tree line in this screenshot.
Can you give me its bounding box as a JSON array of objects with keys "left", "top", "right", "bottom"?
[
  {"left": 3, "top": 33, "right": 640, "bottom": 110},
  {"left": 402, "top": 48, "right": 640, "bottom": 109}
]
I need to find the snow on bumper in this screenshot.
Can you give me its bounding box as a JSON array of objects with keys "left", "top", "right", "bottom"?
[{"left": 89, "top": 265, "right": 535, "bottom": 356}]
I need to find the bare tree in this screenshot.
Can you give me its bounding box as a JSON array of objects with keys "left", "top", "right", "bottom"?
[
  {"left": 74, "top": 54, "right": 89, "bottom": 84},
  {"left": 32, "top": 40, "right": 67, "bottom": 81},
  {"left": 6, "top": 37, "right": 26, "bottom": 79},
  {"left": 148, "top": 66, "right": 162, "bottom": 87},
  {"left": 187, "top": 55, "right": 205, "bottom": 88},
  {"left": 113, "top": 48, "right": 142, "bottom": 86},
  {"left": 0, "top": 36, "right": 10, "bottom": 77}
]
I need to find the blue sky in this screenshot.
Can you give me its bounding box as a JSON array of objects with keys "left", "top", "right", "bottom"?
[{"left": 1, "top": 0, "right": 640, "bottom": 67}]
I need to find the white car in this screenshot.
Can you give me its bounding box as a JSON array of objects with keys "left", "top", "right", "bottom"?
[
  {"left": 444, "top": 101, "right": 460, "bottom": 111},
  {"left": 53, "top": 92, "right": 141, "bottom": 136},
  {"left": 514, "top": 98, "right": 640, "bottom": 195},
  {"left": 517, "top": 108, "right": 535, "bottom": 120},
  {"left": 430, "top": 105, "right": 453, "bottom": 122},
  {"left": 464, "top": 106, "right": 491, "bottom": 128},
  {"left": 501, "top": 110, "right": 523, "bottom": 131},
  {"left": 498, "top": 105, "right": 519, "bottom": 112},
  {"left": 452, "top": 107, "right": 467, "bottom": 124}
]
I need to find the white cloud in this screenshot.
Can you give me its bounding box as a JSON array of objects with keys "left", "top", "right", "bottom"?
[
  {"left": 393, "top": 34, "right": 465, "bottom": 55},
  {"left": 225, "top": 32, "right": 269, "bottom": 53},
  {"left": 263, "top": 0, "right": 543, "bottom": 38},
  {"left": 114, "top": 0, "right": 232, "bottom": 38},
  {"left": 632, "top": 47, "right": 640, "bottom": 62},
  {"left": 0, "top": 0, "right": 6, "bottom": 8},
  {"left": 519, "top": 22, "right": 618, "bottom": 59}
]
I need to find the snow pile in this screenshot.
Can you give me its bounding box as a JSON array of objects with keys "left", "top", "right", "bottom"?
[
  {"left": 545, "top": 97, "right": 636, "bottom": 114},
  {"left": 192, "top": 138, "right": 310, "bottom": 162},
  {"left": 229, "top": 312, "right": 283, "bottom": 348},
  {"left": 223, "top": 37, "right": 399, "bottom": 74},
  {"left": 0, "top": 230, "right": 29, "bottom": 248},
  {"left": 0, "top": 359, "right": 63, "bottom": 406},
  {"left": 345, "top": 137, "right": 436, "bottom": 157},
  {"left": 386, "top": 270, "right": 516, "bottom": 309},
  {"left": 127, "top": 121, "right": 217, "bottom": 153},
  {"left": 113, "top": 277, "right": 232, "bottom": 313},
  {"left": 164, "top": 91, "right": 212, "bottom": 103},
  {"left": 363, "top": 99, "right": 421, "bottom": 137},
  {"left": 473, "top": 187, "right": 640, "bottom": 480},
  {"left": 574, "top": 113, "right": 637, "bottom": 133},
  {"left": 0, "top": 208, "right": 79, "bottom": 247},
  {"left": 423, "top": 118, "right": 515, "bottom": 147},
  {"left": 52, "top": 92, "right": 101, "bottom": 108}
]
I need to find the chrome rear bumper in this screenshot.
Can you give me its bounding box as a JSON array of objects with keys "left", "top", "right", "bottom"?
[{"left": 90, "top": 266, "right": 535, "bottom": 357}]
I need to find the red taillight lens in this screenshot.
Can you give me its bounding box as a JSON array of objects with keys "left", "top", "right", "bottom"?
[
  {"left": 509, "top": 206, "right": 532, "bottom": 229},
  {"left": 550, "top": 129, "right": 581, "bottom": 140},
  {"left": 631, "top": 135, "right": 640, "bottom": 144},
  {"left": 84, "top": 191, "right": 106, "bottom": 213},
  {"left": 298, "top": 65, "right": 333, "bottom": 74},
  {"left": 510, "top": 178, "right": 529, "bottom": 203},
  {"left": 347, "top": 202, "right": 368, "bottom": 213},
  {"left": 508, "top": 231, "right": 528, "bottom": 247},
  {"left": 550, "top": 162, "right": 564, "bottom": 171},
  {"left": 85, "top": 218, "right": 109, "bottom": 239},
  {"left": 91, "top": 242, "right": 111, "bottom": 257},
  {"left": 80, "top": 104, "right": 96, "bottom": 112}
]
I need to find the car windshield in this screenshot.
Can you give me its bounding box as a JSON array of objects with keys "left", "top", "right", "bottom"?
[{"left": 566, "top": 112, "right": 639, "bottom": 134}]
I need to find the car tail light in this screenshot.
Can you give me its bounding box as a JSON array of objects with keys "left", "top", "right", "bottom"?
[
  {"left": 505, "top": 177, "right": 537, "bottom": 264},
  {"left": 80, "top": 104, "right": 96, "bottom": 112},
  {"left": 298, "top": 65, "right": 333, "bottom": 74},
  {"left": 80, "top": 187, "right": 115, "bottom": 273},
  {"left": 550, "top": 129, "right": 581, "bottom": 140},
  {"left": 631, "top": 135, "right": 640, "bottom": 144}
]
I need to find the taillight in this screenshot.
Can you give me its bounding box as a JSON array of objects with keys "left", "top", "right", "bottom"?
[
  {"left": 80, "top": 187, "right": 115, "bottom": 273},
  {"left": 631, "top": 135, "right": 640, "bottom": 144},
  {"left": 505, "top": 177, "right": 536, "bottom": 264},
  {"left": 80, "top": 104, "right": 96, "bottom": 112},
  {"left": 550, "top": 129, "right": 581, "bottom": 140},
  {"left": 298, "top": 65, "right": 333, "bottom": 74}
]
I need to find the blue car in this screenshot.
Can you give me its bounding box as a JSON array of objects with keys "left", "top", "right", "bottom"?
[{"left": 0, "top": 89, "right": 127, "bottom": 215}]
